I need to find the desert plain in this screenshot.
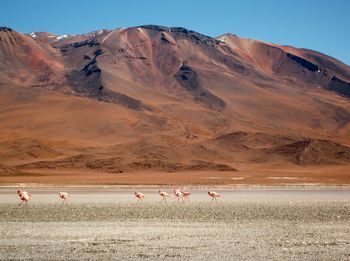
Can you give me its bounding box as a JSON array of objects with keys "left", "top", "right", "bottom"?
[
  {"left": 0, "top": 187, "right": 349, "bottom": 260},
  {"left": 1, "top": 24, "right": 350, "bottom": 260}
]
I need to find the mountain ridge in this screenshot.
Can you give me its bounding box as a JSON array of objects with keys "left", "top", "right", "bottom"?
[{"left": 1, "top": 25, "right": 350, "bottom": 177}]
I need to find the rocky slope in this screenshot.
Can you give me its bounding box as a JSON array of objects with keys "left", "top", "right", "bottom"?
[{"left": 0, "top": 25, "right": 350, "bottom": 174}]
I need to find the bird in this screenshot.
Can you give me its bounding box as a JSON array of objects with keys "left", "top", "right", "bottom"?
[
  {"left": 17, "top": 190, "right": 28, "bottom": 197},
  {"left": 181, "top": 190, "right": 191, "bottom": 202},
  {"left": 135, "top": 192, "right": 145, "bottom": 202},
  {"left": 208, "top": 191, "right": 221, "bottom": 204},
  {"left": 17, "top": 190, "right": 31, "bottom": 206},
  {"left": 59, "top": 192, "right": 70, "bottom": 205},
  {"left": 173, "top": 189, "right": 183, "bottom": 202},
  {"left": 158, "top": 190, "right": 170, "bottom": 202}
]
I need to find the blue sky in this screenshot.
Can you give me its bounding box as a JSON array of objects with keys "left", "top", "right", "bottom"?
[{"left": 1, "top": 0, "right": 349, "bottom": 65}]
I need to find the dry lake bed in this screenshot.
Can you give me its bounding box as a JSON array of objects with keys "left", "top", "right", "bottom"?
[{"left": 0, "top": 187, "right": 349, "bottom": 260}]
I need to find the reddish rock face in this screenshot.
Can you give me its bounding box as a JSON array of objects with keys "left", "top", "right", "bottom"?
[{"left": 0, "top": 25, "right": 350, "bottom": 176}]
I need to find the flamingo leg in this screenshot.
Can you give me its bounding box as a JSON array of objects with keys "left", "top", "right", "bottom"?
[
  {"left": 18, "top": 201, "right": 23, "bottom": 207},
  {"left": 215, "top": 197, "right": 218, "bottom": 203},
  {"left": 210, "top": 197, "right": 214, "bottom": 204}
]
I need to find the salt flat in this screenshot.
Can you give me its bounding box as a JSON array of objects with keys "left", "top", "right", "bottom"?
[{"left": 0, "top": 188, "right": 349, "bottom": 260}]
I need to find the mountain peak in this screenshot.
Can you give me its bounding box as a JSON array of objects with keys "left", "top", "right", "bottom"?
[
  {"left": 0, "top": 25, "right": 349, "bottom": 173},
  {"left": 0, "top": 26, "right": 13, "bottom": 32}
]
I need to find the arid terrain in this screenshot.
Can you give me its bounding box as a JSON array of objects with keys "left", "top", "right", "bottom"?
[
  {"left": 1, "top": 165, "right": 350, "bottom": 186},
  {"left": 0, "top": 188, "right": 349, "bottom": 260},
  {"left": 1, "top": 13, "right": 350, "bottom": 261},
  {"left": 1, "top": 25, "right": 350, "bottom": 184}
]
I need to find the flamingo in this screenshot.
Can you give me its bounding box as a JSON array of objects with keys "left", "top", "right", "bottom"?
[
  {"left": 208, "top": 191, "right": 221, "bottom": 204},
  {"left": 135, "top": 192, "right": 145, "bottom": 202},
  {"left": 17, "top": 190, "right": 28, "bottom": 197},
  {"left": 159, "top": 190, "right": 170, "bottom": 202},
  {"left": 181, "top": 190, "right": 191, "bottom": 202},
  {"left": 59, "top": 192, "right": 70, "bottom": 206},
  {"left": 17, "top": 190, "right": 31, "bottom": 206},
  {"left": 173, "top": 189, "right": 183, "bottom": 202}
]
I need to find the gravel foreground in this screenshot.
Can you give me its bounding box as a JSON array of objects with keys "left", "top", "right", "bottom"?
[{"left": 0, "top": 190, "right": 349, "bottom": 260}]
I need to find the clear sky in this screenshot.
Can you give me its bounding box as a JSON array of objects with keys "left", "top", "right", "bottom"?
[{"left": 1, "top": 0, "right": 349, "bottom": 65}]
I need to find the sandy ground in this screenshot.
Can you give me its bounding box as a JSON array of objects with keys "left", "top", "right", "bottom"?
[
  {"left": 0, "top": 188, "right": 349, "bottom": 260},
  {"left": 1, "top": 164, "right": 350, "bottom": 186}
]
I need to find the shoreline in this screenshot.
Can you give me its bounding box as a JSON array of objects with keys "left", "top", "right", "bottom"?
[{"left": 1, "top": 183, "right": 350, "bottom": 190}]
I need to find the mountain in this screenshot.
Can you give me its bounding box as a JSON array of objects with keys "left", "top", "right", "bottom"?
[{"left": 1, "top": 25, "right": 350, "bottom": 177}]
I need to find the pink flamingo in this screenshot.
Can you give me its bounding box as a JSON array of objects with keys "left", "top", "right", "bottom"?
[
  {"left": 208, "top": 191, "right": 221, "bottom": 204},
  {"left": 17, "top": 190, "right": 28, "bottom": 197},
  {"left": 159, "top": 190, "right": 170, "bottom": 202},
  {"left": 173, "top": 189, "right": 183, "bottom": 202},
  {"left": 181, "top": 190, "right": 191, "bottom": 202},
  {"left": 59, "top": 192, "right": 70, "bottom": 206},
  {"left": 17, "top": 190, "right": 32, "bottom": 206},
  {"left": 135, "top": 192, "right": 145, "bottom": 202}
]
